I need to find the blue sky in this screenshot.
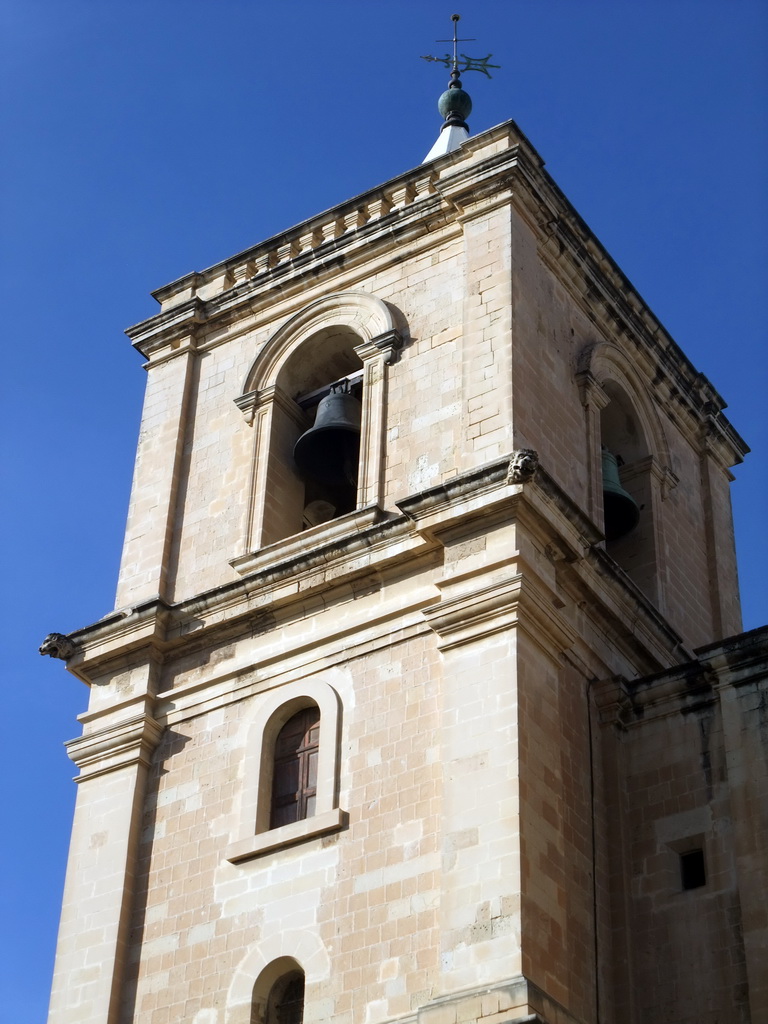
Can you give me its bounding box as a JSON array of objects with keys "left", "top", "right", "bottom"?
[{"left": 2, "top": 2, "right": 766, "bottom": 1019}]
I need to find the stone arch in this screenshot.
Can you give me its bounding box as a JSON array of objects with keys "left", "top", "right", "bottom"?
[
  {"left": 578, "top": 341, "right": 670, "bottom": 470},
  {"left": 225, "top": 932, "right": 330, "bottom": 1024},
  {"left": 242, "top": 291, "right": 397, "bottom": 396}
]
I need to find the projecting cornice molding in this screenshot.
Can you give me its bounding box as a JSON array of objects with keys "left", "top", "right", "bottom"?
[
  {"left": 423, "top": 571, "right": 579, "bottom": 654},
  {"left": 66, "top": 712, "right": 164, "bottom": 780},
  {"left": 55, "top": 453, "right": 694, "bottom": 687},
  {"left": 57, "top": 599, "right": 172, "bottom": 686},
  {"left": 125, "top": 297, "right": 206, "bottom": 360}
]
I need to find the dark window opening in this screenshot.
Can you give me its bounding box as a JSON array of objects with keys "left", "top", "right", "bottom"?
[
  {"left": 265, "top": 971, "right": 305, "bottom": 1024},
  {"left": 680, "top": 849, "right": 706, "bottom": 890},
  {"left": 270, "top": 707, "right": 320, "bottom": 829}
]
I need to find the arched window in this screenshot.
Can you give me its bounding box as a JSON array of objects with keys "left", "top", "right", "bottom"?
[
  {"left": 249, "top": 959, "right": 306, "bottom": 1024},
  {"left": 226, "top": 679, "right": 345, "bottom": 862},
  {"left": 270, "top": 706, "right": 320, "bottom": 828}
]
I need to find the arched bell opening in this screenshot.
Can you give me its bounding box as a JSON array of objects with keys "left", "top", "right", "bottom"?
[
  {"left": 261, "top": 327, "right": 364, "bottom": 545},
  {"left": 599, "top": 382, "right": 661, "bottom": 603}
]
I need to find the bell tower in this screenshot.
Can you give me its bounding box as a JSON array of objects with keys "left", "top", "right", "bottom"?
[{"left": 44, "top": 24, "right": 767, "bottom": 1024}]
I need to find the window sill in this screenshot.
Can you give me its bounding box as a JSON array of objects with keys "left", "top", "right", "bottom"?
[
  {"left": 229, "top": 505, "right": 389, "bottom": 578},
  {"left": 226, "top": 807, "right": 347, "bottom": 863}
]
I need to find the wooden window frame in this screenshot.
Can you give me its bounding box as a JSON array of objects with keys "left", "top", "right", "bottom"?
[{"left": 270, "top": 707, "right": 320, "bottom": 829}]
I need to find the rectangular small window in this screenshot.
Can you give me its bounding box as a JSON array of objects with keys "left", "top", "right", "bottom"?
[{"left": 680, "top": 849, "right": 706, "bottom": 890}]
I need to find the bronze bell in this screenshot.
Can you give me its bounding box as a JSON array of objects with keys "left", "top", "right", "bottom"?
[
  {"left": 294, "top": 380, "right": 362, "bottom": 486},
  {"left": 601, "top": 448, "right": 640, "bottom": 541}
]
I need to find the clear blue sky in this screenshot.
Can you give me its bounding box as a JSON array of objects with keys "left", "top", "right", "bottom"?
[{"left": 2, "top": 2, "right": 766, "bottom": 1019}]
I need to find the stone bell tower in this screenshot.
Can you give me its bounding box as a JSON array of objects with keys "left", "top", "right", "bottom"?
[{"left": 44, "top": 49, "right": 767, "bottom": 1024}]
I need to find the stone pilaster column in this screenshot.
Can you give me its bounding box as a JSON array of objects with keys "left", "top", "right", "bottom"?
[
  {"left": 699, "top": 425, "right": 742, "bottom": 637},
  {"left": 354, "top": 330, "right": 401, "bottom": 510},
  {"left": 234, "top": 384, "right": 306, "bottom": 552},
  {"left": 116, "top": 335, "right": 198, "bottom": 606},
  {"left": 48, "top": 663, "right": 163, "bottom": 1024},
  {"left": 576, "top": 370, "right": 610, "bottom": 525}
]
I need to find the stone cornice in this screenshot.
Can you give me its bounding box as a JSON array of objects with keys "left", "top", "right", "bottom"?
[
  {"left": 58, "top": 455, "right": 700, "bottom": 686},
  {"left": 423, "top": 570, "right": 579, "bottom": 654},
  {"left": 125, "top": 297, "right": 205, "bottom": 359},
  {"left": 589, "top": 625, "right": 768, "bottom": 729},
  {"left": 63, "top": 600, "right": 173, "bottom": 685},
  {"left": 697, "top": 624, "right": 768, "bottom": 687},
  {"left": 66, "top": 712, "right": 164, "bottom": 780},
  {"left": 128, "top": 198, "right": 451, "bottom": 363}
]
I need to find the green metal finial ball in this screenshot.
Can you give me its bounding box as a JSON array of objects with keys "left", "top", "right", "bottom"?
[{"left": 438, "top": 85, "right": 472, "bottom": 122}]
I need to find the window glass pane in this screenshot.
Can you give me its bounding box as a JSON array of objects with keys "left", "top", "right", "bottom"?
[{"left": 306, "top": 750, "right": 318, "bottom": 789}]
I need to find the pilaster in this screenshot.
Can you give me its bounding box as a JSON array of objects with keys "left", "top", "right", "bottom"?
[
  {"left": 354, "top": 329, "right": 402, "bottom": 509},
  {"left": 48, "top": 658, "right": 163, "bottom": 1024},
  {"left": 115, "top": 334, "right": 199, "bottom": 606},
  {"left": 699, "top": 424, "right": 743, "bottom": 637}
]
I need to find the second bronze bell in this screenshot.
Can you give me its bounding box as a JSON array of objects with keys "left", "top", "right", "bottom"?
[{"left": 601, "top": 448, "right": 640, "bottom": 541}]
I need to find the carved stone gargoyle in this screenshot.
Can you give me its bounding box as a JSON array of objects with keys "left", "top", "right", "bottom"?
[
  {"left": 507, "top": 448, "right": 539, "bottom": 484},
  {"left": 39, "top": 632, "right": 76, "bottom": 660}
]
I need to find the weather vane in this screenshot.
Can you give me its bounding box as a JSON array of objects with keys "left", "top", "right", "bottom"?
[{"left": 421, "top": 13, "right": 500, "bottom": 79}]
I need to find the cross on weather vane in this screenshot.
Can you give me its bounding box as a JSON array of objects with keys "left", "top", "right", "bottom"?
[{"left": 421, "top": 13, "right": 500, "bottom": 79}]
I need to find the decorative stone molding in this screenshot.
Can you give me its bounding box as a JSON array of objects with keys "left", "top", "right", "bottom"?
[
  {"left": 589, "top": 677, "right": 634, "bottom": 728},
  {"left": 507, "top": 448, "right": 539, "bottom": 484},
  {"left": 354, "top": 328, "right": 403, "bottom": 365},
  {"left": 240, "top": 290, "right": 398, "bottom": 395},
  {"left": 126, "top": 300, "right": 205, "bottom": 360},
  {"left": 227, "top": 507, "right": 435, "bottom": 608},
  {"left": 66, "top": 712, "right": 164, "bottom": 780},
  {"left": 423, "top": 571, "right": 577, "bottom": 654},
  {"left": 39, "top": 632, "right": 75, "bottom": 660},
  {"left": 575, "top": 368, "right": 611, "bottom": 412}
]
